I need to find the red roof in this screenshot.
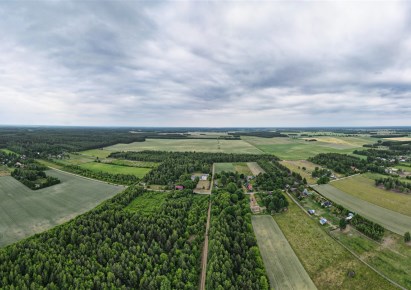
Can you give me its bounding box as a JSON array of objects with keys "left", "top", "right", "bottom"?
[{"left": 175, "top": 185, "right": 184, "bottom": 190}]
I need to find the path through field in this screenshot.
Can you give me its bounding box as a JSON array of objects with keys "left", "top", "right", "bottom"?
[
  {"left": 199, "top": 200, "right": 212, "bottom": 290},
  {"left": 312, "top": 184, "right": 411, "bottom": 235},
  {"left": 0, "top": 170, "right": 124, "bottom": 247},
  {"left": 252, "top": 215, "right": 317, "bottom": 290}
]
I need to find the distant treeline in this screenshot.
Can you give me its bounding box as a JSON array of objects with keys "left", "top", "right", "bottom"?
[
  {"left": 229, "top": 131, "right": 288, "bottom": 138},
  {"left": 370, "top": 134, "right": 408, "bottom": 138}
]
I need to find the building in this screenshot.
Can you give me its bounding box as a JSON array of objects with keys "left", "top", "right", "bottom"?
[
  {"left": 175, "top": 185, "right": 184, "bottom": 190},
  {"left": 319, "top": 218, "right": 327, "bottom": 225}
]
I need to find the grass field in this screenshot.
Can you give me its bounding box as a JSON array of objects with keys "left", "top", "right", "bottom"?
[
  {"left": 274, "top": 196, "right": 396, "bottom": 290},
  {"left": 214, "top": 162, "right": 235, "bottom": 173},
  {"left": 332, "top": 174, "right": 411, "bottom": 216},
  {"left": 125, "top": 191, "right": 169, "bottom": 214},
  {"left": 105, "top": 159, "right": 159, "bottom": 168},
  {"left": 0, "top": 149, "right": 17, "bottom": 155},
  {"left": 0, "top": 169, "right": 124, "bottom": 247},
  {"left": 80, "top": 149, "right": 112, "bottom": 158},
  {"left": 252, "top": 215, "right": 317, "bottom": 290},
  {"left": 79, "top": 162, "right": 151, "bottom": 178},
  {"left": 312, "top": 184, "right": 411, "bottom": 235},
  {"left": 280, "top": 160, "right": 319, "bottom": 184},
  {"left": 242, "top": 136, "right": 372, "bottom": 160},
  {"left": 233, "top": 163, "right": 253, "bottom": 175},
  {"left": 331, "top": 229, "right": 411, "bottom": 289},
  {"left": 383, "top": 137, "right": 411, "bottom": 141},
  {"left": 105, "top": 138, "right": 263, "bottom": 154},
  {"left": 247, "top": 162, "right": 265, "bottom": 175}
]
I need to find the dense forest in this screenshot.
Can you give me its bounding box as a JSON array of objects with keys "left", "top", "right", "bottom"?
[
  {"left": 0, "top": 187, "right": 209, "bottom": 289},
  {"left": 308, "top": 153, "right": 387, "bottom": 175},
  {"left": 206, "top": 192, "right": 269, "bottom": 290}
]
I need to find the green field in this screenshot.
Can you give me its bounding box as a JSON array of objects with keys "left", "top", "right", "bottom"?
[
  {"left": 79, "top": 162, "right": 151, "bottom": 178},
  {"left": 0, "top": 149, "right": 17, "bottom": 155},
  {"left": 274, "top": 196, "right": 396, "bottom": 290},
  {"left": 80, "top": 149, "right": 112, "bottom": 158},
  {"left": 312, "top": 184, "right": 411, "bottom": 235},
  {"left": 331, "top": 229, "right": 411, "bottom": 289},
  {"left": 105, "top": 138, "right": 263, "bottom": 154},
  {"left": 214, "top": 162, "right": 235, "bottom": 173},
  {"left": 332, "top": 174, "right": 411, "bottom": 216},
  {"left": 125, "top": 191, "right": 169, "bottom": 214},
  {"left": 252, "top": 215, "right": 317, "bottom": 290},
  {"left": 242, "top": 136, "right": 372, "bottom": 160},
  {"left": 280, "top": 160, "right": 319, "bottom": 184},
  {"left": 247, "top": 162, "right": 265, "bottom": 175},
  {"left": 0, "top": 169, "right": 124, "bottom": 247},
  {"left": 105, "top": 159, "right": 159, "bottom": 168}
]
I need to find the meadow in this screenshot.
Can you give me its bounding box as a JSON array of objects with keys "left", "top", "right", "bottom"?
[
  {"left": 312, "top": 184, "right": 411, "bottom": 235},
  {"left": 214, "top": 162, "right": 235, "bottom": 173},
  {"left": 242, "top": 136, "right": 372, "bottom": 160},
  {"left": 125, "top": 191, "right": 169, "bottom": 214},
  {"left": 252, "top": 215, "right": 316, "bottom": 290},
  {"left": 214, "top": 162, "right": 253, "bottom": 175},
  {"left": 105, "top": 138, "right": 263, "bottom": 154},
  {"left": 0, "top": 169, "right": 124, "bottom": 247},
  {"left": 79, "top": 162, "right": 151, "bottom": 178},
  {"left": 280, "top": 160, "right": 319, "bottom": 184},
  {"left": 247, "top": 162, "right": 265, "bottom": 175},
  {"left": 332, "top": 174, "right": 411, "bottom": 216},
  {"left": 274, "top": 196, "right": 396, "bottom": 290}
]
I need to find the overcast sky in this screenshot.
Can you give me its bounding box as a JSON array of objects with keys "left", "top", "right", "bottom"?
[{"left": 0, "top": 1, "right": 410, "bottom": 127}]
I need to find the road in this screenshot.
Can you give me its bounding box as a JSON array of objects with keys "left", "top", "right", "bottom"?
[
  {"left": 312, "top": 184, "right": 411, "bottom": 235},
  {"left": 199, "top": 199, "right": 212, "bottom": 290}
]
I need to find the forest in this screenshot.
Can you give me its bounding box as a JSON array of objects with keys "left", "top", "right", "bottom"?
[
  {"left": 0, "top": 187, "right": 209, "bottom": 289},
  {"left": 206, "top": 191, "right": 269, "bottom": 290},
  {"left": 258, "top": 190, "right": 289, "bottom": 213},
  {"left": 375, "top": 177, "right": 411, "bottom": 193}
]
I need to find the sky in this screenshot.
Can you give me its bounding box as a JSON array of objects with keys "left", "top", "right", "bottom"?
[{"left": 0, "top": 1, "right": 410, "bottom": 127}]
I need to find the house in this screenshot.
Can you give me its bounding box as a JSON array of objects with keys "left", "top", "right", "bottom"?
[
  {"left": 247, "top": 184, "right": 253, "bottom": 191},
  {"left": 175, "top": 185, "right": 184, "bottom": 190},
  {"left": 200, "top": 174, "right": 209, "bottom": 181},
  {"left": 302, "top": 189, "right": 309, "bottom": 196},
  {"left": 319, "top": 218, "right": 327, "bottom": 225},
  {"left": 321, "top": 201, "right": 332, "bottom": 207},
  {"left": 308, "top": 209, "right": 315, "bottom": 215}
]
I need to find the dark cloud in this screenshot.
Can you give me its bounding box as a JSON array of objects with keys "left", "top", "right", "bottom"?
[{"left": 0, "top": 1, "right": 410, "bottom": 126}]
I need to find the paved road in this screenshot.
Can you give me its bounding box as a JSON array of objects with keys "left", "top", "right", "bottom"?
[
  {"left": 312, "top": 184, "right": 411, "bottom": 235},
  {"left": 199, "top": 200, "right": 212, "bottom": 290}
]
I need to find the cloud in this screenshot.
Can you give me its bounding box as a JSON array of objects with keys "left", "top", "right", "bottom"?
[{"left": 0, "top": 1, "right": 410, "bottom": 126}]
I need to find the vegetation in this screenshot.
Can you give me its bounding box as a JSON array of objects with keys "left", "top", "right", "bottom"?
[
  {"left": 274, "top": 195, "right": 396, "bottom": 289},
  {"left": 79, "top": 162, "right": 151, "bottom": 178},
  {"left": 375, "top": 177, "right": 411, "bottom": 193},
  {"left": 404, "top": 232, "right": 411, "bottom": 243},
  {"left": 258, "top": 190, "right": 289, "bottom": 213},
  {"left": 206, "top": 192, "right": 268, "bottom": 289},
  {"left": 0, "top": 187, "right": 209, "bottom": 289}
]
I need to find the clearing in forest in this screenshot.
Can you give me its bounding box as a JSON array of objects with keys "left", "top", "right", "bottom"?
[
  {"left": 252, "top": 215, "right": 317, "bottom": 290},
  {"left": 246, "top": 162, "right": 265, "bottom": 175},
  {"left": 0, "top": 169, "right": 124, "bottom": 247}
]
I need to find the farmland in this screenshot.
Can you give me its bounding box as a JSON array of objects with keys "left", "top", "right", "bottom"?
[
  {"left": 332, "top": 174, "right": 411, "bottom": 216},
  {"left": 214, "top": 162, "right": 254, "bottom": 175},
  {"left": 242, "top": 136, "right": 372, "bottom": 160},
  {"left": 280, "top": 160, "right": 319, "bottom": 184},
  {"left": 247, "top": 162, "right": 265, "bottom": 175},
  {"left": 0, "top": 169, "right": 124, "bottom": 247},
  {"left": 214, "top": 162, "right": 235, "bottom": 173},
  {"left": 274, "top": 196, "right": 396, "bottom": 290},
  {"left": 78, "top": 162, "right": 151, "bottom": 178},
  {"left": 252, "top": 215, "right": 316, "bottom": 290},
  {"left": 312, "top": 184, "right": 411, "bottom": 235},
  {"left": 105, "top": 138, "right": 263, "bottom": 154},
  {"left": 331, "top": 228, "right": 411, "bottom": 289}
]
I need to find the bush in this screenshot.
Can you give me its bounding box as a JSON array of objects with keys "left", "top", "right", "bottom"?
[{"left": 405, "top": 232, "right": 411, "bottom": 243}]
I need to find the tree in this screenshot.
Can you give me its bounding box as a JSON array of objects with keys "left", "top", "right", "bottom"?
[
  {"left": 404, "top": 232, "right": 411, "bottom": 243},
  {"left": 339, "top": 218, "right": 347, "bottom": 230},
  {"left": 226, "top": 182, "right": 237, "bottom": 194}
]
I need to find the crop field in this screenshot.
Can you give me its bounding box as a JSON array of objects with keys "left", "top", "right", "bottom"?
[
  {"left": 79, "top": 162, "right": 151, "bottom": 177},
  {"left": 105, "top": 138, "right": 263, "bottom": 154},
  {"left": 246, "top": 162, "right": 265, "bottom": 175},
  {"left": 331, "top": 228, "right": 411, "bottom": 289},
  {"left": 383, "top": 137, "right": 411, "bottom": 141},
  {"left": 125, "top": 191, "right": 169, "bottom": 214},
  {"left": 332, "top": 174, "right": 411, "bottom": 216},
  {"left": 242, "top": 136, "right": 372, "bottom": 160},
  {"left": 312, "top": 184, "right": 411, "bottom": 235},
  {"left": 0, "top": 169, "right": 124, "bottom": 247},
  {"left": 214, "top": 162, "right": 235, "bottom": 173},
  {"left": 252, "top": 215, "right": 316, "bottom": 290},
  {"left": 274, "top": 196, "right": 396, "bottom": 290}
]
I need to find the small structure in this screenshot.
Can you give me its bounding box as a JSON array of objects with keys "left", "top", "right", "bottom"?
[
  {"left": 321, "top": 201, "right": 332, "bottom": 208},
  {"left": 308, "top": 209, "right": 315, "bottom": 215},
  {"left": 247, "top": 184, "right": 253, "bottom": 191},
  {"left": 175, "top": 185, "right": 184, "bottom": 190},
  {"left": 319, "top": 218, "right": 328, "bottom": 225},
  {"left": 15, "top": 162, "right": 22, "bottom": 167},
  {"left": 200, "top": 174, "right": 209, "bottom": 181}
]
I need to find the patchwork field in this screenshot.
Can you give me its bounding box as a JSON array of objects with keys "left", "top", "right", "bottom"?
[
  {"left": 332, "top": 174, "right": 411, "bottom": 216},
  {"left": 105, "top": 138, "right": 263, "bottom": 154},
  {"left": 247, "top": 162, "right": 265, "bottom": 175},
  {"left": 274, "top": 196, "right": 396, "bottom": 290},
  {"left": 0, "top": 169, "right": 124, "bottom": 247},
  {"left": 312, "top": 184, "right": 411, "bottom": 235},
  {"left": 242, "top": 136, "right": 372, "bottom": 160},
  {"left": 79, "top": 162, "right": 151, "bottom": 178},
  {"left": 252, "top": 215, "right": 316, "bottom": 290}
]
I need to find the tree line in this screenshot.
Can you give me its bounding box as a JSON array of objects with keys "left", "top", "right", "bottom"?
[{"left": 375, "top": 177, "right": 411, "bottom": 193}]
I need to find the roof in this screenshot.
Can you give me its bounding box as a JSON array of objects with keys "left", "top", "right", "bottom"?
[{"left": 319, "top": 218, "right": 327, "bottom": 225}]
